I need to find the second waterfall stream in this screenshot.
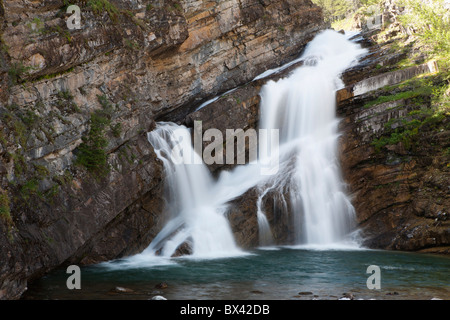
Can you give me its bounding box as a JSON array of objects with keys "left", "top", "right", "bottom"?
[{"left": 134, "top": 30, "right": 368, "bottom": 262}]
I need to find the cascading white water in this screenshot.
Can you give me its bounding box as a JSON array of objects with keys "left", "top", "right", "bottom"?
[
  {"left": 258, "top": 30, "right": 367, "bottom": 245},
  {"left": 139, "top": 30, "right": 367, "bottom": 260},
  {"left": 142, "top": 122, "right": 243, "bottom": 258}
]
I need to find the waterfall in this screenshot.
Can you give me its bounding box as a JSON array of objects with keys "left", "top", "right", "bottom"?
[
  {"left": 258, "top": 30, "right": 367, "bottom": 245},
  {"left": 141, "top": 30, "right": 367, "bottom": 259},
  {"left": 143, "top": 122, "right": 243, "bottom": 258}
]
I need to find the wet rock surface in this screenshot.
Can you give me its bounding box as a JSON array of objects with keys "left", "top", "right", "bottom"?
[
  {"left": 226, "top": 184, "right": 298, "bottom": 249},
  {"left": 171, "top": 241, "right": 193, "bottom": 258},
  {"left": 155, "top": 282, "right": 169, "bottom": 289}
]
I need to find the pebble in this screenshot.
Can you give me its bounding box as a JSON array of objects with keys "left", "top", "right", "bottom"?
[
  {"left": 151, "top": 290, "right": 163, "bottom": 295},
  {"left": 112, "top": 286, "right": 134, "bottom": 293},
  {"left": 340, "top": 292, "right": 355, "bottom": 300},
  {"left": 151, "top": 295, "right": 167, "bottom": 300},
  {"left": 155, "top": 282, "right": 168, "bottom": 289}
]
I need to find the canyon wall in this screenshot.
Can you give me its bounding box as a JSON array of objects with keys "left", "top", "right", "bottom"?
[{"left": 0, "top": 0, "right": 326, "bottom": 299}]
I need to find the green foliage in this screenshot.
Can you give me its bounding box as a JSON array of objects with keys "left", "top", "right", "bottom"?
[
  {"left": 18, "top": 110, "right": 39, "bottom": 127},
  {"left": 0, "top": 131, "right": 7, "bottom": 147},
  {"left": 75, "top": 95, "right": 114, "bottom": 178},
  {"left": 363, "top": 86, "right": 432, "bottom": 109},
  {"left": 53, "top": 169, "right": 74, "bottom": 186},
  {"left": 10, "top": 152, "right": 26, "bottom": 176},
  {"left": 118, "top": 146, "right": 133, "bottom": 165},
  {"left": 313, "top": 0, "right": 384, "bottom": 23},
  {"left": 34, "top": 164, "right": 50, "bottom": 179},
  {"left": 394, "top": 57, "right": 417, "bottom": 70},
  {"left": 56, "top": 89, "right": 80, "bottom": 112},
  {"left": 52, "top": 25, "right": 72, "bottom": 43},
  {"left": 173, "top": 1, "right": 182, "bottom": 11},
  {"left": 2, "top": 104, "right": 43, "bottom": 148},
  {"left": 372, "top": 120, "right": 419, "bottom": 151},
  {"left": 444, "top": 147, "right": 450, "bottom": 156},
  {"left": 98, "top": 97, "right": 113, "bottom": 114},
  {"left": 312, "top": 0, "right": 353, "bottom": 22},
  {"left": 369, "top": 70, "right": 450, "bottom": 152},
  {"left": 372, "top": 101, "right": 448, "bottom": 152},
  {"left": 0, "top": 35, "right": 8, "bottom": 55},
  {"left": 27, "top": 17, "right": 45, "bottom": 34},
  {"left": 124, "top": 38, "right": 140, "bottom": 51},
  {"left": 430, "top": 73, "right": 450, "bottom": 110},
  {"left": 111, "top": 122, "right": 122, "bottom": 137},
  {"left": 88, "top": 0, "right": 120, "bottom": 22},
  {"left": 57, "top": 89, "right": 73, "bottom": 101},
  {"left": 62, "top": 0, "right": 73, "bottom": 7},
  {"left": 43, "top": 184, "right": 60, "bottom": 203},
  {"left": 359, "top": 0, "right": 382, "bottom": 5},
  {"left": 399, "top": 0, "right": 450, "bottom": 55},
  {"left": 12, "top": 119, "right": 28, "bottom": 147},
  {"left": 165, "top": 0, "right": 182, "bottom": 12},
  {"left": 330, "top": 0, "right": 384, "bottom": 29},
  {"left": 8, "top": 62, "right": 31, "bottom": 85},
  {"left": 0, "top": 191, "right": 12, "bottom": 225},
  {"left": 19, "top": 179, "right": 39, "bottom": 201},
  {"left": 34, "top": 67, "right": 75, "bottom": 82}
]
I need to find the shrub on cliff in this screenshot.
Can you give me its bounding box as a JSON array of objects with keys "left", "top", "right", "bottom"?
[
  {"left": 312, "top": 0, "right": 353, "bottom": 22},
  {"left": 312, "top": 0, "right": 383, "bottom": 23},
  {"left": 399, "top": 0, "right": 450, "bottom": 55},
  {"left": 75, "top": 95, "right": 113, "bottom": 178}
]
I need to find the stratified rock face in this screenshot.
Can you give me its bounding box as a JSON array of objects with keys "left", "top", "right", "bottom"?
[
  {"left": 1, "top": 0, "right": 325, "bottom": 121},
  {"left": 338, "top": 34, "right": 450, "bottom": 253},
  {"left": 0, "top": 0, "right": 327, "bottom": 299},
  {"left": 339, "top": 93, "right": 450, "bottom": 252}
]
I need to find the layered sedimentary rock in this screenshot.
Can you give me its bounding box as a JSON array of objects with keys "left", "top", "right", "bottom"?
[
  {"left": 338, "top": 34, "right": 449, "bottom": 254},
  {"left": 0, "top": 0, "right": 326, "bottom": 299},
  {"left": 338, "top": 90, "right": 450, "bottom": 253}
]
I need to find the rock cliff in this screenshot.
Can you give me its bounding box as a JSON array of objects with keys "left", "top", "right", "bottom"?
[
  {"left": 0, "top": 0, "right": 326, "bottom": 299},
  {"left": 338, "top": 33, "right": 450, "bottom": 254}
]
